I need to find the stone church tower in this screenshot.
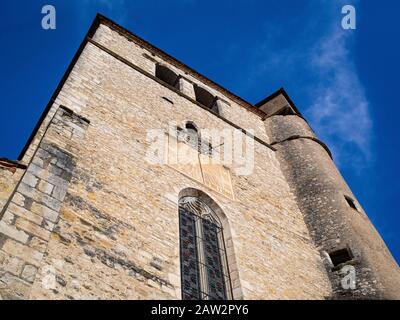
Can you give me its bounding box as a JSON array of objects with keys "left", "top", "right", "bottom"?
[{"left": 0, "top": 14, "right": 399, "bottom": 300}]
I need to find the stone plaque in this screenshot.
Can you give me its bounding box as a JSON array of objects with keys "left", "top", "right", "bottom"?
[{"left": 167, "top": 134, "right": 234, "bottom": 199}]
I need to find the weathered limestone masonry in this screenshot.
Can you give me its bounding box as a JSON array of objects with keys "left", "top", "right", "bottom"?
[
  {"left": 0, "top": 14, "right": 398, "bottom": 300},
  {"left": 262, "top": 95, "right": 400, "bottom": 299},
  {"left": 0, "top": 160, "right": 26, "bottom": 213},
  {"left": 0, "top": 106, "right": 89, "bottom": 299}
]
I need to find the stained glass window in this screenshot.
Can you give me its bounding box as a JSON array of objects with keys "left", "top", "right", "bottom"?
[{"left": 179, "top": 196, "right": 232, "bottom": 300}]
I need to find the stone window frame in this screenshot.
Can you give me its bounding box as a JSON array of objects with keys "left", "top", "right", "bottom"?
[
  {"left": 176, "top": 122, "right": 213, "bottom": 156},
  {"left": 178, "top": 188, "right": 242, "bottom": 300},
  {"left": 146, "top": 56, "right": 228, "bottom": 118},
  {"left": 327, "top": 246, "right": 355, "bottom": 270}
]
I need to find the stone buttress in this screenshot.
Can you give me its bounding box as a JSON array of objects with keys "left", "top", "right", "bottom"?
[{"left": 0, "top": 106, "right": 89, "bottom": 299}]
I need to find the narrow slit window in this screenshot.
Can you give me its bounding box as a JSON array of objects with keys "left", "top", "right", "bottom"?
[{"left": 344, "top": 195, "right": 358, "bottom": 211}]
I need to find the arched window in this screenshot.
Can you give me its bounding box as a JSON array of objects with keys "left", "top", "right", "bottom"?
[
  {"left": 179, "top": 194, "right": 233, "bottom": 300},
  {"left": 185, "top": 121, "right": 198, "bottom": 133},
  {"left": 184, "top": 121, "right": 199, "bottom": 149},
  {"left": 155, "top": 64, "right": 179, "bottom": 87}
]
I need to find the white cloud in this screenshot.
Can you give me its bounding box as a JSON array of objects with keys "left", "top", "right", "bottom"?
[
  {"left": 241, "top": 0, "right": 373, "bottom": 170},
  {"left": 305, "top": 25, "right": 373, "bottom": 169}
]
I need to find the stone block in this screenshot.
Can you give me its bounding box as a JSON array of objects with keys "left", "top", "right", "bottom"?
[
  {"left": 0, "top": 272, "right": 31, "bottom": 299},
  {"left": 21, "top": 264, "right": 38, "bottom": 283},
  {"left": 3, "top": 256, "right": 24, "bottom": 276},
  {"left": 1, "top": 211, "right": 15, "bottom": 225},
  {"left": 21, "top": 172, "right": 39, "bottom": 188},
  {"left": 52, "top": 185, "right": 67, "bottom": 201},
  {"left": 15, "top": 218, "right": 51, "bottom": 241},
  {"left": 12, "top": 193, "right": 26, "bottom": 207},
  {"left": 30, "top": 202, "right": 59, "bottom": 223},
  {"left": 8, "top": 203, "right": 43, "bottom": 226},
  {"left": 2, "top": 239, "right": 44, "bottom": 267},
  {"left": 28, "top": 237, "right": 47, "bottom": 253},
  {"left": 0, "top": 221, "right": 29, "bottom": 244},
  {"left": 37, "top": 180, "right": 54, "bottom": 195}
]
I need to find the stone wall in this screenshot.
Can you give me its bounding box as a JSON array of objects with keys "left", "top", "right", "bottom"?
[
  {"left": 0, "top": 160, "right": 26, "bottom": 214},
  {"left": 264, "top": 114, "right": 400, "bottom": 299},
  {"left": 3, "top": 16, "right": 399, "bottom": 300},
  {"left": 1, "top": 20, "right": 333, "bottom": 299},
  {"left": 0, "top": 106, "right": 89, "bottom": 299},
  {"left": 92, "top": 24, "right": 270, "bottom": 143}
]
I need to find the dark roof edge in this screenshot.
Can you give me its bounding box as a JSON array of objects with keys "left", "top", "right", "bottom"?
[
  {"left": 255, "top": 87, "right": 303, "bottom": 117},
  {"left": 0, "top": 158, "right": 27, "bottom": 169},
  {"left": 18, "top": 13, "right": 296, "bottom": 161},
  {"left": 95, "top": 14, "right": 266, "bottom": 117},
  {"left": 99, "top": 14, "right": 304, "bottom": 119}
]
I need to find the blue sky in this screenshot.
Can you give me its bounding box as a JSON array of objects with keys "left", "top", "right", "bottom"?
[{"left": 0, "top": 1, "right": 399, "bottom": 264}]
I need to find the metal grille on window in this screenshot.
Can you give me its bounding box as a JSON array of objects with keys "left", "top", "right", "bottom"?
[{"left": 179, "top": 196, "right": 232, "bottom": 300}]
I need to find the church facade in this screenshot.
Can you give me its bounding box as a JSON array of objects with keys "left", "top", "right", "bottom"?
[{"left": 0, "top": 14, "right": 399, "bottom": 300}]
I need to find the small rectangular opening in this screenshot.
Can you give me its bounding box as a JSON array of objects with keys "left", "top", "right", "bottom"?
[
  {"left": 344, "top": 195, "right": 358, "bottom": 211},
  {"left": 329, "top": 248, "right": 353, "bottom": 267},
  {"left": 194, "top": 85, "right": 216, "bottom": 111}
]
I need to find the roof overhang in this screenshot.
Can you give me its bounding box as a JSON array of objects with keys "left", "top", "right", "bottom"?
[{"left": 255, "top": 88, "right": 303, "bottom": 118}]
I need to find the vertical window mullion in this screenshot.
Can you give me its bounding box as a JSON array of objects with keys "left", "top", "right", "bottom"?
[
  {"left": 202, "top": 218, "right": 227, "bottom": 300},
  {"left": 195, "top": 214, "right": 210, "bottom": 300},
  {"left": 217, "top": 227, "right": 232, "bottom": 300},
  {"left": 179, "top": 208, "right": 201, "bottom": 300}
]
